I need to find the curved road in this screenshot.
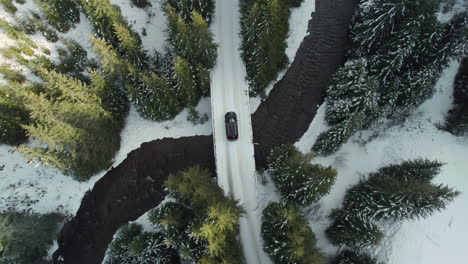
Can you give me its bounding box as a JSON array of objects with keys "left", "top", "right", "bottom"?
[{"left": 210, "top": 0, "right": 270, "bottom": 263}]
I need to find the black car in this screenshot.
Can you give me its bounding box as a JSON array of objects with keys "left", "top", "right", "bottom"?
[{"left": 225, "top": 112, "right": 238, "bottom": 140}]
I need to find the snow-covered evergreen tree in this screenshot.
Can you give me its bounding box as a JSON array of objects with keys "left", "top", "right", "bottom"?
[
  {"left": 106, "top": 223, "right": 180, "bottom": 264},
  {"left": 152, "top": 166, "right": 244, "bottom": 263},
  {"left": 267, "top": 144, "right": 337, "bottom": 206},
  {"left": 312, "top": 113, "right": 365, "bottom": 156},
  {"left": 325, "top": 59, "right": 379, "bottom": 125},
  {"left": 332, "top": 250, "right": 381, "bottom": 264},
  {"left": 325, "top": 209, "right": 383, "bottom": 249},
  {"left": 261, "top": 202, "right": 324, "bottom": 264},
  {"left": 35, "top": 0, "right": 80, "bottom": 32},
  {"left": 0, "top": 84, "right": 28, "bottom": 145},
  {"left": 165, "top": 0, "right": 215, "bottom": 23},
  {"left": 343, "top": 160, "right": 460, "bottom": 220}
]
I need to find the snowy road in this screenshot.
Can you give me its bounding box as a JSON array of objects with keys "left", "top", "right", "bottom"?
[{"left": 210, "top": 0, "right": 271, "bottom": 263}]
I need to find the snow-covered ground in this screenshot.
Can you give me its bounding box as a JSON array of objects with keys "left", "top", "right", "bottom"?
[
  {"left": 0, "top": 0, "right": 211, "bottom": 216},
  {"left": 291, "top": 60, "right": 468, "bottom": 263},
  {"left": 210, "top": 0, "right": 271, "bottom": 262}
]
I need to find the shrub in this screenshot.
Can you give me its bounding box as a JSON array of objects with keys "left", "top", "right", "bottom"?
[
  {"left": 267, "top": 144, "right": 337, "bottom": 206},
  {"left": 106, "top": 223, "right": 180, "bottom": 264},
  {"left": 0, "top": 212, "right": 63, "bottom": 264},
  {"left": 261, "top": 202, "right": 324, "bottom": 264},
  {"left": 35, "top": 0, "right": 80, "bottom": 32},
  {"left": 333, "top": 250, "right": 381, "bottom": 264},
  {"left": 325, "top": 209, "right": 383, "bottom": 249},
  {"left": 131, "top": 0, "right": 151, "bottom": 8}
]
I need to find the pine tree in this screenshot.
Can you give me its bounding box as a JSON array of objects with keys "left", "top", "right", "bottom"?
[
  {"left": 149, "top": 202, "right": 206, "bottom": 260},
  {"left": 107, "top": 223, "right": 180, "bottom": 264},
  {"left": 19, "top": 12, "right": 59, "bottom": 42},
  {"left": 166, "top": 0, "right": 215, "bottom": 23},
  {"left": 0, "top": 212, "right": 63, "bottom": 264},
  {"left": 113, "top": 21, "right": 147, "bottom": 68},
  {"left": 35, "top": 0, "right": 80, "bottom": 32},
  {"left": 164, "top": 166, "right": 224, "bottom": 207},
  {"left": 312, "top": 113, "right": 365, "bottom": 156},
  {"left": 0, "top": 65, "right": 26, "bottom": 83},
  {"left": 153, "top": 166, "right": 244, "bottom": 262},
  {"left": 195, "top": 63, "right": 211, "bottom": 96},
  {"left": 0, "top": 85, "right": 29, "bottom": 144},
  {"left": 17, "top": 69, "right": 120, "bottom": 180},
  {"left": 240, "top": 0, "right": 290, "bottom": 95},
  {"left": 333, "top": 250, "right": 381, "bottom": 264},
  {"left": 174, "top": 56, "right": 199, "bottom": 107},
  {"left": 267, "top": 144, "right": 337, "bottom": 206},
  {"left": 0, "top": 0, "right": 18, "bottom": 14},
  {"left": 325, "top": 59, "right": 379, "bottom": 125},
  {"left": 189, "top": 11, "right": 217, "bottom": 69},
  {"left": 343, "top": 160, "right": 460, "bottom": 220},
  {"left": 261, "top": 202, "right": 325, "bottom": 264},
  {"left": 325, "top": 209, "right": 383, "bottom": 249},
  {"left": 91, "top": 36, "right": 132, "bottom": 76}
]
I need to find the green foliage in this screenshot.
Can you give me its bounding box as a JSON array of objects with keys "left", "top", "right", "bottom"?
[
  {"left": 343, "top": 160, "right": 460, "bottom": 221},
  {"left": 16, "top": 69, "right": 122, "bottom": 180},
  {"left": 164, "top": 166, "right": 224, "bottom": 207},
  {"left": 55, "top": 39, "right": 92, "bottom": 82},
  {"left": 261, "top": 202, "right": 325, "bottom": 264},
  {"left": 0, "top": 65, "right": 26, "bottom": 83},
  {"left": 0, "top": 212, "right": 63, "bottom": 264},
  {"left": 325, "top": 209, "right": 383, "bottom": 249},
  {"left": 167, "top": 7, "right": 217, "bottom": 69},
  {"left": 320, "top": 0, "right": 468, "bottom": 155},
  {"left": 132, "top": 0, "right": 151, "bottom": 8},
  {"left": 0, "top": 19, "right": 37, "bottom": 49},
  {"left": 240, "top": 0, "right": 290, "bottom": 95},
  {"left": 0, "top": 0, "right": 17, "bottom": 14},
  {"left": 106, "top": 223, "right": 180, "bottom": 264},
  {"left": 333, "top": 250, "right": 381, "bottom": 264},
  {"left": 174, "top": 56, "right": 198, "bottom": 107},
  {"left": 312, "top": 113, "right": 365, "bottom": 156},
  {"left": 80, "top": 0, "right": 147, "bottom": 68},
  {"left": 267, "top": 144, "right": 337, "bottom": 206},
  {"left": 325, "top": 59, "right": 379, "bottom": 126},
  {"left": 19, "top": 12, "right": 59, "bottom": 42},
  {"left": 35, "top": 0, "right": 80, "bottom": 32},
  {"left": 187, "top": 107, "right": 209, "bottom": 125},
  {"left": 151, "top": 166, "right": 244, "bottom": 263},
  {"left": 165, "top": 0, "right": 215, "bottom": 23},
  {"left": 0, "top": 85, "right": 29, "bottom": 145}
]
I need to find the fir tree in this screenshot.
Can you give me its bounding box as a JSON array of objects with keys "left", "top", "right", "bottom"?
[
  {"left": 113, "top": 21, "right": 147, "bottom": 68},
  {"left": 174, "top": 56, "right": 198, "bottom": 107},
  {"left": 19, "top": 12, "right": 59, "bottom": 42},
  {"left": 195, "top": 62, "right": 211, "bottom": 96},
  {"left": 35, "top": 0, "right": 80, "bottom": 32},
  {"left": 240, "top": 0, "right": 290, "bottom": 95},
  {"left": 188, "top": 11, "right": 217, "bottom": 69},
  {"left": 0, "top": 65, "right": 26, "bottom": 83},
  {"left": 267, "top": 144, "right": 337, "bottom": 206},
  {"left": 333, "top": 250, "right": 381, "bottom": 264},
  {"left": 261, "top": 202, "right": 325, "bottom": 264},
  {"left": 0, "top": 0, "right": 18, "bottom": 14},
  {"left": 107, "top": 223, "right": 180, "bottom": 264},
  {"left": 165, "top": 0, "right": 215, "bottom": 23},
  {"left": 325, "top": 209, "right": 383, "bottom": 249},
  {"left": 152, "top": 166, "right": 244, "bottom": 263},
  {"left": 0, "top": 212, "right": 63, "bottom": 264},
  {"left": 17, "top": 69, "right": 121, "bottom": 180},
  {"left": 325, "top": 59, "right": 379, "bottom": 125},
  {"left": 0, "top": 85, "right": 29, "bottom": 144},
  {"left": 343, "top": 160, "right": 460, "bottom": 220},
  {"left": 312, "top": 113, "right": 365, "bottom": 156}
]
